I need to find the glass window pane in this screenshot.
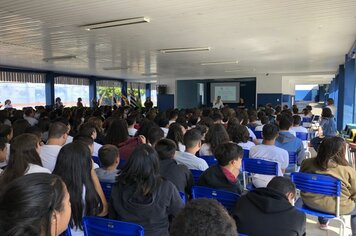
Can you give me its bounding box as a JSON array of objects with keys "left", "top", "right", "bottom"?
[
  {"left": 97, "top": 85, "right": 122, "bottom": 106},
  {"left": 151, "top": 84, "right": 157, "bottom": 107},
  {"left": 54, "top": 84, "right": 89, "bottom": 107}
]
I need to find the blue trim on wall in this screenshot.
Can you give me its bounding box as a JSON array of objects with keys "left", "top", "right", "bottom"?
[
  {"left": 343, "top": 59, "right": 355, "bottom": 125},
  {"left": 157, "top": 94, "right": 174, "bottom": 111},
  {"left": 257, "top": 93, "right": 283, "bottom": 107},
  {"left": 336, "top": 65, "right": 345, "bottom": 130},
  {"left": 145, "top": 84, "right": 151, "bottom": 98},
  {"left": 45, "top": 72, "right": 55, "bottom": 106}
]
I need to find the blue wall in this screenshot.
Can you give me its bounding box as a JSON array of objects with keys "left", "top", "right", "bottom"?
[
  {"left": 295, "top": 89, "right": 318, "bottom": 101},
  {"left": 257, "top": 93, "right": 283, "bottom": 107}
]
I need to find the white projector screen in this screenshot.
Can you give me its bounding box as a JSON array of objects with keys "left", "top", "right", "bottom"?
[{"left": 210, "top": 82, "right": 240, "bottom": 103}]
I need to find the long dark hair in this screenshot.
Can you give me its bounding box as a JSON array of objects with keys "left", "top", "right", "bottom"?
[
  {"left": 0, "top": 173, "right": 66, "bottom": 236},
  {"left": 118, "top": 144, "right": 162, "bottom": 196},
  {"left": 205, "top": 124, "right": 230, "bottom": 154},
  {"left": 166, "top": 123, "right": 184, "bottom": 151},
  {"left": 0, "top": 133, "right": 42, "bottom": 186},
  {"left": 53, "top": 142, "right": 103, "bottom": 230},
  {"left": 228, "top": 124, "right": 250, "bottom": 143},
  {"left": 104, "top": 118, "right": 129, "bottom": 145},
  {"left": 315, "top": 137, "right": 349, "bottom": 170}
]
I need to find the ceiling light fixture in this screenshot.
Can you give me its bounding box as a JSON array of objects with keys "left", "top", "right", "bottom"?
[
  {"left": 80, "top": 17, "right": 150, "bottom": 31},
  {"left": 201, "top": 60, "right": 238, "bottom": 66},
  {"left": 158, "top": 47, "right": 211, "bottom": 53},
  {"left": 103, "top": 66, "right": 129, "bottom": 70},
  {"left": 43, "top": 55, "right": 76, "bottom": 62},
  {"left": 141, "top": 72, "right": 159, "bottom": 76}
]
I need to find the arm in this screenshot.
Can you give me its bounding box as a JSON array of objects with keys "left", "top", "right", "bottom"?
[{"left": 90, "top": 163, "right": 108, "bottom": 216}]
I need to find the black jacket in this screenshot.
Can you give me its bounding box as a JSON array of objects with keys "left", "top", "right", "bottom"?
[
  {"left": 109, "top": 179, "right": 184, "bottom": 236},
  {"left": 159, "top": 159, "right": 194, "bottom": 196},
  {"left": 233, "top": 188, "right": 306, "bottom": 236},
  {"left": 198, "top": 164, "right": 243, "bottom": 194}
]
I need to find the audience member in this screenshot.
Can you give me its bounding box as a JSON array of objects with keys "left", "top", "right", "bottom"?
[
  {"left": 95, "top": 144, "right": 120, "bottom": 183},
  {"left": 326, "top": 98, "right": 337, "bottom": 117},
  {"left": 228, "top": 124, "right": 255, "bottom": 150},
  {"left": 249, "top": 124, "right": 289, "bottom": 187},
  {"left": 12, "top": 119, "right": 31, "bottom": 138},
  {"left": 127, "top": 115, "right": 137, "bottom": 137},
  {"left": 0, "top": 124, "right": 12, "bottom": 168},
  {"left": 199, "top": 124, "right": 230, "bottom": 156},
  {"left": 233, "top": 176, "right": 306, "bottom": 236},
  {"left": 78, "top": 122, "right": 102, "bottom": 157},
  {"left": 109, "top": 144, "right": 184, "bottom": 236},
  {"left": 198, "top": 142, "right": 243, "bottom": 194},
  {"left": 175, "top": 129, "right": 208, "bottom": 171},
  {"left": 146, "top": 126, "right": 164, "bottom": 147},
  {"left": 171, "top": 198, "right": 237, "bottom": 236},
  {"left": 166, "top": 122, "right": 186, "bottom": 152},
  {"left": 290, "top": 115, "right": 308, "bottom": 133},
  {"left": 0, "top": 173, "right": 71, "bottom": 236},
  {"left": 0, "top": 138, "right": 7, "bottom": 174},
  {"left": 23, "top": 107, "right": 38, "bottom": 126}
]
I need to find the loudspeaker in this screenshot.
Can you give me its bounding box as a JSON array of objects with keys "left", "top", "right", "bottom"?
[{"left": 157, "top": 85, "right": 167, "bottom": 95}]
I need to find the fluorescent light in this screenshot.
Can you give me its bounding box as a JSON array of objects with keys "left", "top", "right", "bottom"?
[
  {"left": 80, "top": 17, "right": 150, "bottom": 31},
  {"left": 103, "top": 66, "right": 129, "bottom": 70},
  {"left": 43, "top": 55, "right": 76, "bottom": 62},
  {"left": 158, "top": 47, "right": 211, "bottom": 53},
  {"left": 201, "top": 60, "right": 238, "bottom": 66}
]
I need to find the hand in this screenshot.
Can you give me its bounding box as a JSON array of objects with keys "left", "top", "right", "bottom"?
[{"left": 138, "top": 135, "right": 146, "bottom": 144}]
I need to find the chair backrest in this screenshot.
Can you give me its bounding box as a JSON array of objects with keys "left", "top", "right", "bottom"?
[
  {"left": 191, "top": 169, "right": 204, "bottom": 184},
  {"left": 296, "top": 132, "right": 308, "bottom": 141},
  {"left": 179, "top": 192, "right": 186, "bottom": 204},
  {"left": 288, "top": 151, "right": 297, "bottom": 165},
  {"left": 291, "top": 172, "right": 342, "bottom": 216},
  {"left": 302, "top": 117, "right": 312, "bottom": 123},
  {"left": 243, "top": 149, "right": 249, "bottom": 159},
  {"left": 92, "top": 156, "right": 101, "bottom": 167},
  {"left": 242, "top": 158, "right": 278, "bottom": 175},
  {"left": 199, "top": 155, "right": 218, "bottom": 166},
  {"left": 83, "top": 216, "right": 144, "bottom": 236},
  {"left": 254, "top": 131, "right": 262, "bottom": 139},
  {"left": 100, "top": 182, "right": 114, "bottom": 202},
  {"left": 191, "top": 186, "right": 240, "bottom": 211}
]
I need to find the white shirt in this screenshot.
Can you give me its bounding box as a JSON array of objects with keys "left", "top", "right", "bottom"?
[
  {"left": 174, "top": 151, "right": 209, "bottom": 171},
  {"left": 213, "top": 100, "right": 224, "bottom": 109},
  {"left": 327, "top": 105, "right": 337, "bottom": 117},
  {"left": 24, "top": 115, "right": 38, "bottom": 126},
  {"left": 178, "top": 142, "right": 186, "bottom": 152},
  {"left": 290, "top": 126, "right": 308, "bottom": 133},
  {"left": 289, "top": 129, "right": 297, "bottom": 137},
  {"left": 25, "top": 163, "right": 51, "bottom": 175},
  {"left": 128, "top": 127, "right": 137, "bottom": 137},
  {"left": 249, "top": 144, "right": 289, "bottom": 188},
  {"left": 199, "top": 143, "right": 212, "bottom": 156},
  {"left": 238, "top": 141, "right": 255, "bottom": 151},
  {"left": 65, "top": 135, "right": 73, "bottom": 145},
  {"left": 40, "top": 145, "right": 62, "bottom": 172},
  {"left": 247, "top": 127, "right": 257, "bottom": 140},
  {"left": 161, "top": 127, "right": 169, "bottom": 137},
  {"left": 0, "top": 143, "right": 10, "bottom": 168},
  {"left": 254, "top": 125, "right": 264, "bottom": 132}
]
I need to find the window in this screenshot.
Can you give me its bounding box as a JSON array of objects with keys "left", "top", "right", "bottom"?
[
  {"left": 0, "top": 71, "right": 46, "bottom": 108},
  {"left": 54, "top": 76, "right": 90, "bottom": 107},
  {"left": 127, "top": 83, "right": 146, "bottom": 107},
  {"left": 96, "top": 80, "right": 122, "bottom": 106},
  {"left": 151, "top": 84, "right": 157, "bottom": 107}
]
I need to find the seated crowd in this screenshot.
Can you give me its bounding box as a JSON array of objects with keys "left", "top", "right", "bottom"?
[{"left": 0, "top": 101, "right": 353, "bottom": 236}]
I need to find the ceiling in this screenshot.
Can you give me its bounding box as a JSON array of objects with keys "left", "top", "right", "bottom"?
[{"left": 0, "top": 0, "right": 355, "bottom": 81}]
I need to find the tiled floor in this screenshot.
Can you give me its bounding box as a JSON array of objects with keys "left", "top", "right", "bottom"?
[{"left": 307, "top": 215, "right": 351, "bottom": 236}]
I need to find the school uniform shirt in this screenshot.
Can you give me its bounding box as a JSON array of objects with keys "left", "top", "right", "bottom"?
[
  {"left": 128, "top": 127, "right": 137, "bottom": 137},
  {"left": 95, "top": 168, "right": 120, "bottom": 183},
  {"left": 40, "top": 145, "right": 62, "bottom": 172},
  {"left": 238, "top": 141, "right": 255, "bottom": 151},
  {"left": 24, "top": 115, "right": 38, "bottom": 126},
  {"left": 247, "top": 127, "right": 257, "bottom": 140},
  {"left": 275, "top": 131, "right": 306, "bottom": 165},
  {"left": 25, "top": 163, "right": 51, "bottom": 175},
  {"left": 178, "top": 142, "right": 185, "bottom": 152},
  {"left": 65, "top": 135, "right": 73, "bottom": 145},
  {"left": 290, "top": 126, "right": 308, "bottom": 133},
  {"left": 174, "top": 151, "right": 209, "bottom": 171},
  {"left": 109, "top": 179, "right": 184, "bottom": 236},
  {"left": 160, "top": 127, "right": 169, "bottom": 137},
  {"left": 249, "top": 144, "right": 289, "bottom": 188},
  {"left": 199, "top": 143, "right": 212, "bottom": 156}
]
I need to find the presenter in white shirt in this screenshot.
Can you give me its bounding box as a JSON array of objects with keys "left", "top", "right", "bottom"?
[{"left": 213, "top": 96, "right": 224, "bottom": 109}]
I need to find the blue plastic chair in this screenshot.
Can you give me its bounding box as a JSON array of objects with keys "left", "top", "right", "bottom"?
[
  {"left": 191, "top": 169, "right": 204, "bottom": 185},
  {"left": 83, "top": 216, "right": 144, "bottom": 236},
  {"left": 179, "top": 191, "right": 186, "bottom": 204},
  {"left": 254, "top": 131, "right": 262, "bottom": 139},
  {"left": 59, "top": 227, "right": 72, "bottom": 236},
  {"left": 243, "top": 149, "right": 249, "bottom": 159},
  {"left": 291, "top": 172, "right": 346, "bottom": 235},
  {"left": 288, "top": 151, "right": 297, "bottom": 172},
  {"left": 242, "top": 158, "right": 279, "bottom": 190},
  {"left": 191, "top": 186, "right": 240, "bottom": 211},
  {"left": 100, "top": 181, "right": 114, "bottom": 202},
  {"left": 296, "top": 132, "right": 308, "bottom": 141},
  {"left": 199, "top": 155, "right": 218, "bottom": 166},
  {"left": 302, "top": 117, "right": 312, "bottom": 123},
  {"left": 117, "top": 159, "right": 126, "bottom": 170},
  {"left": 92, "top": 156, "right": 101, "bottom": 167}
]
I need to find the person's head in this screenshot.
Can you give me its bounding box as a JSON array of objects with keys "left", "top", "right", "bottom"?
[
  {"left": 262, "top": 124, "right": 279, "bottom": 141},
  {"left": 4, "top": 99, "right": 11, "bottom": 105},
  {"left": 184, "top": 129, "right": 203, "bottom": 153},
  {"left": 260, "top": 116, "right": 269, "bottom": 125},
  {"left": 0, "top": 173, "right": 71, "bottom": 236},
  {"left": 126, "top": 115, "right": 137, "bottom": 127},
  {"left": 155, "top": 139, "right": 177, "bottom": 160},
  {"left": 0, "top": 124, "right": 13, "bottom": 142},
  {"left": 146, "top": 127, "right": 164, "bottom": 147},
  {"left": 77, "top": 97, "right": 82, "bottom": 102},
  {"left": 0, "top": 137, "right": 7, "bottom": 162},
  {"left": 48, "top": 122, "right": 69, "bottom": 145},
  {"left": 78, "top": 122, "right": 97, "bottom": 140},
  {"left": 267, "top": 176, "right": 296, "bottom": 204},
  {"left": 169, "top": 110, "right": 179, "bottom": 121},
  {"left": 170, "top": 198, "right": 237, "bottom": 236},
  {"left": 228, "top": 124, "right": 250, "bottom": 144},
  {"left": 25, "top": 126, "right": 43, "bottom": 141},
  {"left": 166, "top": 123, "right": 184, "bottom": 150},
  {"left": 0, "top": 133, "right": 41, "bottom": 185},
  {"left": 24, "top": 107, "right": 34, "bottom": 117},
  {"left": 306, "top": 105, "right": 312, "bottom": 112},
  {"left": 205, "top": 124, "right": 230, "bottom": 154},
  {"left": 12, "top": 119, "right": 31, "bottom": 138},
  {"left": 55, "top": 97, "right": 61, "bottom": 103},
  {"left": 321, "top": 107, "right": 333, "bottom": 118},
  {"left": 53, "top": 142, "right": 103, "bottom": 230},
  {"left": 73, "top": 135, "right": 94, "bottom": 155},
  {"left": 292, "top": 115, "right": 302, "bottom": 126},
  {"left": 118, "top": 144, "right": 162, "bottom": 196},
  {"left": 105, "top": 119, "right": 129, "bottom": 145},
  {"left": 211, "top": 113, "right": 223, "bottom": 124},
  {"left": 315, "top": 137, "right": 349, "bottom": 170},
  {"left": 214, "top": 143, "right": 243, "bottom": 177},
  {"left": 278, "top": 114, "right": 293, "bottom": 130},
  {"left": 217, "top": 96, "right": 221, "bottom": 101},
  {"left": 327, "top": 98, "right": 334, "bottom": 106},
  {"left": 292, "top": 107, "right": 299, "bottom": 114},
  {"left": 98, "top": 144, "right": 120, "bottom": 169}
]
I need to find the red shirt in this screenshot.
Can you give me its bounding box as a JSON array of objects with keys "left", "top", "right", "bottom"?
[{"left": 221, "top": 166, "right": 237, "bottom": 183}]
